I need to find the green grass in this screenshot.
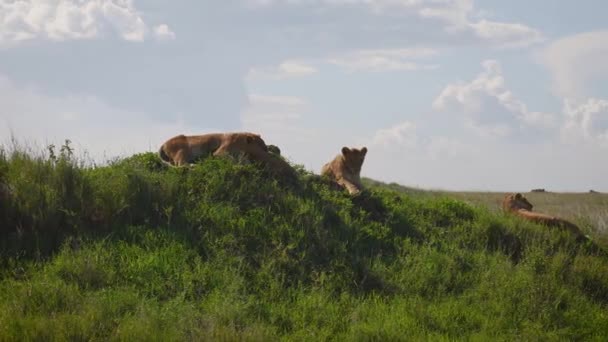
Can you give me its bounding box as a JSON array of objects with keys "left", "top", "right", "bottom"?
[
  {"left": 363, "top": 178, "right": 608, "bottom": 246},
  {"left": 1, "top": 142, "right": 607, "bottom": 340},
  {"left": 446, "top": 192, "right": 608, "bottom": 240}
]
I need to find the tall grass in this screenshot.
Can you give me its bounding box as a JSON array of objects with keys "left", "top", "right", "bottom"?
[
  {"left": 363, "top": 178, "right": 608, "bottom": 243},
  {"left": 441, "top": 191, "right": 608, "bottom": 246},
  {"left": 0, "top": 143, "right": 607, "bottom": 340}
]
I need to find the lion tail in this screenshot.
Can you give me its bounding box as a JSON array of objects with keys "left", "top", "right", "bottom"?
[{"left": 158, "top": 145, "right": 173, "bottom": 165}]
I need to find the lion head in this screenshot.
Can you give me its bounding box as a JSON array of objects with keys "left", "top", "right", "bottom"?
[
  {"left": 243, "top": 133, "right": 269, "bottom": 152},
  {"left": 503, "top": 193, "right": 533, "bottom": 212},
  {"left": 341, "top": 146, "right": 367, "bottom": 172}
]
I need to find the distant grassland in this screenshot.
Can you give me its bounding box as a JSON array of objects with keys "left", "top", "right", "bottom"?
[
  {"left": 449, "top": 192, "right": 608, "bottom": 246},
  {"left": 363, "top": 178, "right": 608, "bottom": 245}
]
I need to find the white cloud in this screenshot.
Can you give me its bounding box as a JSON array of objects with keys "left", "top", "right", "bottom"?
[
  {"left": 0, "top": 0, "right": 173, "bottom": 47},
  {"left": 468, "top": 20, "right": 544, "bottom": 49},
  {"left": 248, "top": 0, "right": 422, "bottom": 8},
  {"left": 328, "top": 48, "right": 439, "bottom": 72},
  {"left": 539, "top": 31, "right": 608, "bottom": 149},
  {"left": 0, "top": 73, "right": 198, "bottom": 160},
  {"left": 249, "top": 0, "right": 543, "bottom": 48},
  {"left": 433, "top": 60, "right": 554, "bottom": 136},
  {"left": 248, "top": 48, "right": 438, "bottom": 79},
  {"left": 540, "top": 31, "right": 608, "bottom": 99},
  {"left": 153, "top": 24, "right": 175, "bottom": 41},
  {"left": 371, "top": 121, "right": 417, "bottom": 147},
  {"left": 562, "top": 98, "right": 608, "bottom": 148},
  {"left": 247, "top": 60, "right": 318, "bottom": 80},
  {"left": 363, "top": 122, "right": 608, "bottom": 192},
  {"left": 419, "top": 0, "right": 543, "bottom": 48},
  {"left": 418, "top": 0, "right": 472, "bottom": 28}
]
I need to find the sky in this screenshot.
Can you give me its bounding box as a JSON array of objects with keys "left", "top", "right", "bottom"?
[{"left": 1, "top": 0, "right": 607, "bottom": 192}]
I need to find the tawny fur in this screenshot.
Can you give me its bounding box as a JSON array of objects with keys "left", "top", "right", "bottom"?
[
  {"left": 321, "top": 146, "right": 367, "bottom": 195},
  {"left": 502, "top": 193, "right": 584, "bottom": 237},
  {"left": 158, "top": 132, "right": 294, "bottom": 177}
]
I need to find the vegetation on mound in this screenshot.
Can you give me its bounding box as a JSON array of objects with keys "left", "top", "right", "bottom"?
[{"left": 0, "top": 143, "right": 607, "bottom": 340}]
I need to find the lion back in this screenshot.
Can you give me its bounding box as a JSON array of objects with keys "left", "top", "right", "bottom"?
[{"left": 321, "top": 155, "right": 341, "bottom": 179}]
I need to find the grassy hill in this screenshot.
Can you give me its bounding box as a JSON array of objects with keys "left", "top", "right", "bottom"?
[{"left": 1, "top": 143, "right": 607, "bottom": 340}]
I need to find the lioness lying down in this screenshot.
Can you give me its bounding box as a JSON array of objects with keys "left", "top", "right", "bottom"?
[
  {"left": 321, "top": 146, "right": 367, "bottom": 195},
  {"left": 502, "top": 193, "right": 585, "bottom": 238},
  {"left": 158, "top": 132, "right": 294, "bottom": 176}
]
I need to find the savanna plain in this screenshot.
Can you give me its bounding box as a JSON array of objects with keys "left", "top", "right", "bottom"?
[{"left": 0, "top": 142, "right": 607, "bottom": 341}]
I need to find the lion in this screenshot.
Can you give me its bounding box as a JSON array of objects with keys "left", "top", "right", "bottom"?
[
  {"left": 321, "top": 146, "right": 367, "bottom": 195},
  {"left": 158, "top": 132, "right": 295, "bottom": 177},
  {"left": 502, "top": 193, "right": 585, "bottom": 238}
]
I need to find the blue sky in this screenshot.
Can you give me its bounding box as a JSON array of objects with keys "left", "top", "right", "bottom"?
[{"left": 1, "top": 0, "right": 607, "bottom": 191}]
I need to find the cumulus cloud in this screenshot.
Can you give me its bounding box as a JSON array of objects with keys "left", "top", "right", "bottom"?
[
  {"left": 537, "top": 31, "right": 608, "bottom": 150},
  {"left": 540, "top": 31, "right": 608, "bottom": 99},
  {"left": 0, "top": 0, "right": 173, "bottom": 47},
  {"left": 363, "top": 121, "right": 608, "bottom": 191},
  {"left": 247, "top": 60, "right": 318, "bottom": 80},
  {"left": 433, "top": 60, "right": 555, "bottom": 137},
  {"left": 562, "top": 98, "right": 608, "bottom": 148}
]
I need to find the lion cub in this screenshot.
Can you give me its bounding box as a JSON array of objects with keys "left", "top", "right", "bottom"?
[
  {"left": 502, "top": 193, "right": 585, "bottom": 238},
  {"left": 321, "top": 147, "right": 367, "bottom": 195}
]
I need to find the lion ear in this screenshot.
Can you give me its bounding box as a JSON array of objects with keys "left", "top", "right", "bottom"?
[
  {"left": 361, "top": 147, "right": 368, "bottom": 155},
  {"left": 515, "top": 193, "right": 522, "bottom": 199},
  {"left": 341, "top": 147, "right": 350, "bottom": 155}
]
